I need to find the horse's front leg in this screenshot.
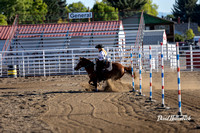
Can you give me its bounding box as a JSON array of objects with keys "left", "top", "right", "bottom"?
[
  {"left": 88, "top": 77, "right": 95, "bottom": 85},
  {"left": 91, "top": 78, "right": 98, "bottom": 92},
  {"left": 94, "top": 81, "right": 98, "bottom": 92},
  {"left": 88, "top": 74, "right": 97, "bottom": 85},
  {"left": 88, "top": 79, "right": 92, "bottom": 85}
]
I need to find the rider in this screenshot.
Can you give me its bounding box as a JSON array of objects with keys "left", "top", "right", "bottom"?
[{"left": 95, "top": 44, "right": 107, "bottom": 82}]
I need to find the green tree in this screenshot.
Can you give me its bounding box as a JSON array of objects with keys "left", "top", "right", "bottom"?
[
  {"left": 198, "top": 26, "right": 200, "bottom": 32},
  {"left": 0, "top": 0, "right": 48, "bottom": 24},
  {"left": 44, "top": 0, "right": 59, "bottom": 22},
  {"left": 186, "top": 29, "right": 195, "bottom": 40},
  {"left": 172, "top": 0, "right": 197, "bottom": 23},
  {"left": 107, "top": 0, "right": 147, "bottom": 11},
  {"left": 27, "top": 0, "right": 48, "bottom": 24},
  {"left": 175, "top": 33, "right": 184, "bottom": 42},
  {"left": 44, "top": 0, "right": 67, "bottom": 23},
  {"left": 68, "top": 2, "right": 87, "bottom": 12},
  {"left": 91, "top": 2, "right": 118, "bottom": 21},
  {"left": 0, "top": 0, "right": 33, "bottom": 24},
  {"left": 165, "top": 14, "right": 175, "bottom": 20},
  {"left": 58, "top": 0, "right": 67, "bottom": 19},
  {"left": 104, "top": 0, "right": 147, "bottom": 19},
  {"left": 65, "top": 5, "right": 71, "bottom": 13},
  {"left": 106, "top": 0, "right": 147, "bottom": 11},
  {"left": 0, "top": 14, "right": 8, "bottom": 25},
  {"left": 142, "top": 0, "right": 158, "bottom": 16},
  {"left": 191, "top": 4, "right": 200, "bottom": 25}
]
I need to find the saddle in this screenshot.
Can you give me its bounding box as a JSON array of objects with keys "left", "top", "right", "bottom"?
[
  {"left": 95, "top": 60, "right": 112, "bottom": 82},
  {"left": 104, "top": 60, "right": 112, "bottom": 71},
  {"left": 94, "top": 59, "right": 112, "bottom": 72}
]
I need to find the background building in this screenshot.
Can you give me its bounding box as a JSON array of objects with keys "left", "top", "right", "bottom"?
[{"left": 122, "top": 13, "right": 175, "bottom": 42}]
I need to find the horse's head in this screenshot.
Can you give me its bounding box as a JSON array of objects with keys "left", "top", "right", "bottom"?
[{"left": 74, "top": 57, "right": 93, "bottom": 70}]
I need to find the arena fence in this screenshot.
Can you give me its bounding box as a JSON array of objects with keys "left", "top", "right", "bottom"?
[
  {"left": 0, "top": 44, "right": 199, "bottom": 77},
  {"left": 0, "top": 46, "right": 141, "bottom": 77},
  {"left": 179, "top": 45, "right": 200, "bottom": 71}
]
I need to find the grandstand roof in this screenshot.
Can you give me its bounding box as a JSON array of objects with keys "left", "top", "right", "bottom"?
[{"left": 0, "top": 21, "right": 122, "bottom": 40}]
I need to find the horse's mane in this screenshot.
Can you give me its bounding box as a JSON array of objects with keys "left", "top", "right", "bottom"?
[{"left": 81, "top": 57, "right": 94, "bottom": 65}]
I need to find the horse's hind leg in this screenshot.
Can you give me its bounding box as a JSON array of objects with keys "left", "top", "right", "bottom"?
[{"left": 95, "top": 83, "right": 98, "bottom": 92}]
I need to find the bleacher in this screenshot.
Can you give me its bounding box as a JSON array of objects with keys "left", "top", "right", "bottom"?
[{"left": 0, "top": 18, "right": 144, "bottom": 77}]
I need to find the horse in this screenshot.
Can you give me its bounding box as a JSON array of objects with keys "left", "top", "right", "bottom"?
[{"left": 74, "top": 57, "right": 135, "bottom": 91}]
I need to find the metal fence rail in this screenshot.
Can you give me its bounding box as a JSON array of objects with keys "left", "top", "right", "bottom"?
[
  {"left": 1, "top": 44, "right": 200, "bottom": 77},
  {"left": 179, "top": 45, "right": 200, "bottom": 71},
  {"left": 0, "top": 47, "right": 134, "bottom": 77}
]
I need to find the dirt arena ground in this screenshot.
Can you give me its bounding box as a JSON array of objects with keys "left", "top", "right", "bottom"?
[{"left": 0, "top": 71, "right": 200, "bottom": 133}]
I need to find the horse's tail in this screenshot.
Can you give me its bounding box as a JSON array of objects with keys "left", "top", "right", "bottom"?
[{"left": 124, "top": 66, "right": 136, "bottom": 78}]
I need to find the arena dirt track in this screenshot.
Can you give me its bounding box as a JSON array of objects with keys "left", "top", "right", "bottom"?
[{"left": 0, "top": 72, "right": 200, "bottom": 132}]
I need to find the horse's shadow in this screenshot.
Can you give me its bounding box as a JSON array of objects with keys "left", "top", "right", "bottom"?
[
  {"left": 0, "top": 88, "right": 17, "bottom": 90},
  {"left": 0, "top": 89, "right": 111, "bottom": 98},
  {"left": 43, "top": 90, "right": 85, "bottom": 94},
  {"left": 43, "top": 89, "right": 109, "bottom": 94}
]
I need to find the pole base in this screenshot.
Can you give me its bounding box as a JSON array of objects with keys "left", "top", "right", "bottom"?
[
  {"left": 156, "top": 104, "right": 170, "bottom": 109},
  {"left": 136, "top": 92, "right": 145, "bottom": 96},
  {"left": 178, "top": 111, "right": 182, "bottom": 116},
  {"left": 129, "top": 89, "right": 137, "bottom": 93},
  {"left": 196, "top": 125, "right": 200, "bottom": 129},
  {"left": 145, "top": 98, "right": 156, "bottom": 102}
]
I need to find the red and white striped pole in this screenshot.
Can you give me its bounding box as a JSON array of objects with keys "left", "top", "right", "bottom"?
[
  {"left": 149, "top": 45, "right": 153, "bottom": 101},
  {"left": 161, "top": 42, "right": 165, "bottom": 107},
  {"left": 139, "top": 46, "right": 142, "bottom": 95},
  {"left": 131, "top": 46, "right": 135, "bottom": 92},
  {"left": 176, "top": 42, "right": 182, "bottom": 115}
]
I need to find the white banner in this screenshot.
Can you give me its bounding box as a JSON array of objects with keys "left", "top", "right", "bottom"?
[{"left": 69, "top": 12, "right": 92, "bottom": 19}]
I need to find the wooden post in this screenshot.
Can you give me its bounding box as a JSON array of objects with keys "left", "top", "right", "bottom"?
[{"left": 88, "top": 7, "right": 90, "bottom": 22}]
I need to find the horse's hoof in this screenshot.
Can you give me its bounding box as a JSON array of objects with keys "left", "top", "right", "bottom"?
[{"left": 90, "top": 83, "right": 95, "bottom": 86}]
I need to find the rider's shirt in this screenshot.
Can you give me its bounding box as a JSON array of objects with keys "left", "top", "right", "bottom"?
[{"left": 98, "top": 50, "right": 107, "bottom": 61}]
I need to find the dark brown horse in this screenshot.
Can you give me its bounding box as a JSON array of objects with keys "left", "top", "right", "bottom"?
[{"left": 74, "top": 57, "right": 135, "bottom": 91}]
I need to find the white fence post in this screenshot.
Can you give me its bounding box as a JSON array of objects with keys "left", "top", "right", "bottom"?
[
  {"left": 39, "top": 60, "right": 41, "bottom": 75},
  {"left": 34, "top": 59, "right": 35, "bottom": 77},
  {"left": 43, "top": 50, "right": 46, "bottom": 77},
  {"left": 28, "top": 57, "right": 30, "bottom": 75},
  {"left": 166, "top": 43, "right": 169, "bottom": 60},
  {"left": 49, "top": 61, "right": 50, "bottom": 76},
  {"left": 190, "top": 45, "right": 193, "bottom": 71},
  {"left": 0, "top": 54, "right": 2, "bottom": 77},
  {"left": 156, "top": 48, "right": 159, "bottom": 72},
  {"left": 66, "top": 58, "right": 68, "bottom": 74},
  {"left": 58, "top": 55, "right": 61, "bottom": 73},
  {"left": 72, "top": 50, "right": 74, "bottom": 75},
  {"left": 114, "top": 48, "right": 116, "bottom": 62},
  {"left": 22, "top": 52, "right": 25, "bottom": 77},
  {"left": 119, "top": 47, "right": 122, "bottom": 64}
]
